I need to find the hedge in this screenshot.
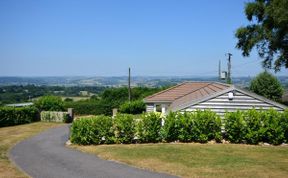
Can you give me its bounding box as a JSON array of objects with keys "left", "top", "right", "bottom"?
[
  {"left": 114, "top": 114, "right": 136, "bottom": 143},
  {"left": 224, "top": 109, "right": 288, "bottom": 145},
  {"left": 0, "top": 106, "right": 39, "bottom": 127},
  {"left": 70, "top": 109, "right": 288, "bottom": 145},
  {"left": 137, "top": 112, "right": 163, "bottom": 143},
  {"left": 119, "top": 100, "right": 146, "bottom": 114},
  {"left": 64, "top": 101, "right": 112, "bottom": 116},
  {"left": 162, "top": 111, "right": 222, "bottom": 143},
  {"left": 70, "top": 115, "right": 114, "bottom": 145}
]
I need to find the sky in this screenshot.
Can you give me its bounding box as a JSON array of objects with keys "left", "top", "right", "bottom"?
[{"left": 0, "top": 0, "right": 287, "bottom": 77}]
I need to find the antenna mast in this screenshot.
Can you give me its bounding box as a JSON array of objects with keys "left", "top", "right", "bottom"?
[{"left": 227, "top": 53, "right": 232, "bottom": 84}]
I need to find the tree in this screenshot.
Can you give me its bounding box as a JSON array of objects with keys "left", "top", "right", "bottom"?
[
  {"left": 235, "top": 0, "right": 288, "bottom": 71},
  {"left": 35, "top": 95, "right": 64, "bottom": 111},
  {"left": 250, "top": 71, "right": 283, "bottom": 101},
  {"left": 119, "top": 100, "right": 146, "bottom": 114}
]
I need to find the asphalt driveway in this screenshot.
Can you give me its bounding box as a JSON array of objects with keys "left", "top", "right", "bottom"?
[{"left": 9, "top": 124, "right": 177, "bottom": 178}]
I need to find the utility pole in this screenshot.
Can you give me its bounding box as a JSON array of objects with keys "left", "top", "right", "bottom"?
[
  {"left": 227, "top": 53, "right": 232, "bottom": 84},
  {"left": 128, "top": 67, "right": 131, "bottom": 102}
]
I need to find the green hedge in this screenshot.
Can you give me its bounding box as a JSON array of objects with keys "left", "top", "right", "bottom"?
[
  {"left": 114, "top": 114, "right": 136, "bottom": 143},
  {"left": 64, "top": 101, "right": 112, "bottom": 116},
  {"left": 137, "top": 112, "right": 163, "bottom": 143},
  {"left": 224, "top": 109, "right": 288, "bottom": 145},
  {"left": 70, "top": 115, "right": 114, "bottom": 145},
  {"left": 162, "top": 111, "right": 222, "bottom": 143},
  {"left": 119, "top": 100, "right": 146, "bottom": 114},
  {"left": 70, "top": 109, "right": 288, "bottom": 145},
  {"left": 0, "top": 106, "right": 39, "bottom": 127}
]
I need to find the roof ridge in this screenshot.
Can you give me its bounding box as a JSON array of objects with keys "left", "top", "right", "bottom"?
[
  {"left": 170, "top": 86, "right": 235, "bottom": 111},
  {"left": 144, "top": 81, "right": 231, "bottom": 102},
  {"left": 144, "top": 82, "right": 189, "bottom": 100},
  {"left": 172, "top": 82, "right": 212, "bottom": 101}
]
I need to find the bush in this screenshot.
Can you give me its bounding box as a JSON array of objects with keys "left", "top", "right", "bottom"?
[
  {"left": 244, "top": 109, "right": 263, "bottom": 144},
  {"left": 261, "top": 109, "right": 285, "bottom": 145},
  {"left": 192, "top": 110, "right": 222, "bottom": 143},
  {"left": 161, "top": 112, "right": 181, "bottom": 142},
  {"left": 64, "top": 100, "right": 112, "bottom": 116},
  {"left": 35, "top": 95, "right": 64, "bottom": 111},
  {"left": 224, "top": 109, "right": 287, "bottom": 145},
  {"left": 137, "top": 112, "right": 162, "bottom": 143},
  {"left": 281, "top": 110, "right": 288, "bottom": 143},
  {"left": 224, "top": 111, "right": 248, "bottom": 143},
  {"left": 119, "top": 100, "right": 146, "bottom": 114},
  {"left": 70, "top": 115, "right": 114, "bottom": 145},
  {"left": 114, "top": 114, "right": 136, "bottom": 143},
  {"left": 0, "top": 106, "right": 39, "bottom": 127},
  {"left": 162, "top": 111, "right": 222, "bottom": 143}
]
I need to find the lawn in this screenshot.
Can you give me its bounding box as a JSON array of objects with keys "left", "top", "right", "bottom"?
[
  {"left": 0, "top": 122, "right": 63, "bottom": 177},
  {"left": 71, "top": 143, "right": 288, "bottom": 178}
]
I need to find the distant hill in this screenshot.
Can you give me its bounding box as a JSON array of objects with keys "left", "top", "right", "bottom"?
[{"left": 0, "top": 76, "right": 287, "bottom": 88}]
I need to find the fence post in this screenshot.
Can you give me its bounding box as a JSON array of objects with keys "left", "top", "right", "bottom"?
[
  {"left": 68, "top": 108, "right": 74, "bottom": 121},
  {"left": 112, "top": 108, "right": 118, "bottom": 118}
]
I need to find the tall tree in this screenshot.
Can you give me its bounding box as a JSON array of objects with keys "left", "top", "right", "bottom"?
[
  {"left": 235, "top": 0, "right": 288, "bottom": 71},
  {"left": 250, "top": 71, "right": 283, "bottom": 101}
]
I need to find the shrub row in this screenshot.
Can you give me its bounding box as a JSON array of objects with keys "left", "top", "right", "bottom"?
[
  {"left": 70, "top": 115, "right": 114, "bottom": 145},
  {"left": 224, "top": 109, "right": 288, "bottom": 145},
  {"left": 0, "top": 106, "right": 40, "bottom": 127},
  {"left": 70, "top": 110, "right": 222, "bottom": 145},
  {"left": 64, "top": 101, "right": 112, "bottom": 116},
  {"left": 71, "top": 109, "right": 288, "bottom": 145},
  {"left": 163, "top": 111, "right": 222, "bottom": 143}
]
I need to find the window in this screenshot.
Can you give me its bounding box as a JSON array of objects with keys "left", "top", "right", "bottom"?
[{"left": 155, "top": 104, "right": 162, "bottom": 112}]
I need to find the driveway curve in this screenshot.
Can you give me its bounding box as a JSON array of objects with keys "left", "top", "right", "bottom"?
[{"left": 10, "top": 125, "right": 177, "bottom": 178}]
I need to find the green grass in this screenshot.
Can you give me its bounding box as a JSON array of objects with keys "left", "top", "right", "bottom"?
[
  {"left": 71, "top": 143, "right": 288, "bottom": 178},
  {"left": 0, "top": 122, "right": 63, "bottom": 177},
  {"left": 61, "top": 96, "right": 90, "bottom": 101}
]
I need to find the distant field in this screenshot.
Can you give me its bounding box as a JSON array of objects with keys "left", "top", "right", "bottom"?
[
  {"left": 61, "top": 96, "right": 90, "bottom": 101},
  {"left": 32, "top": 96, "right": 91, "bottom": 102},
  {"left": 71, "top": 143, "right": 288, "bottom": 178}
]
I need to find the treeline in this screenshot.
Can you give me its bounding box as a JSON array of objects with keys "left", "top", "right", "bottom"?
[
  {"left": 64, "top": 87, "right": 165, "bottom": 115},
  {"left": 0, "top": 85, "right": 107, "bottom": 105}
]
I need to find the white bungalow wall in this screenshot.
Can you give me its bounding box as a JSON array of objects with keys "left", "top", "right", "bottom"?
[
  {"left": 183, "top": 91, "right": 283, "bottom": 117},
  {"left": 146, "top": 103, "right": 154, "bottom": 112},
  {"left": 146, "top": 103, "right": 169, "bottom": 115}
]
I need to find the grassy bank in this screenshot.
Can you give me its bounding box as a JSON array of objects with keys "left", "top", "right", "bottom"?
[
  {"left": 71, "top": 143, "right": 288, "bottom": 178},
  {"left": 0, "top": 122, "right": 63, "bottom": 177}
]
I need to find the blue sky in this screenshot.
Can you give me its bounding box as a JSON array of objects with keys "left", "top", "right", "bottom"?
[{"left": 0, "top": 0, "right": 287, "bottom": 77}]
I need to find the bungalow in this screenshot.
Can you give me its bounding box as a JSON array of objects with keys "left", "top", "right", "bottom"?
[{"left": 144, "top": 81, "right": 287, "bottom": 116}]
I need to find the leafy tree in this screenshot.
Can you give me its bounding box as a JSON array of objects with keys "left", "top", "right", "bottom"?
[
  {"left": 250, "top": 71, "right": 283, "bottom": 101},
  {"left": 119, "top": 100, "right": 146, "bottom": 114},
  {"left": 235, "top": 0, "right": 288, "bottom": 71},
  {"left": 35, "top": 95, "right": 65, "bottom": 111}
]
